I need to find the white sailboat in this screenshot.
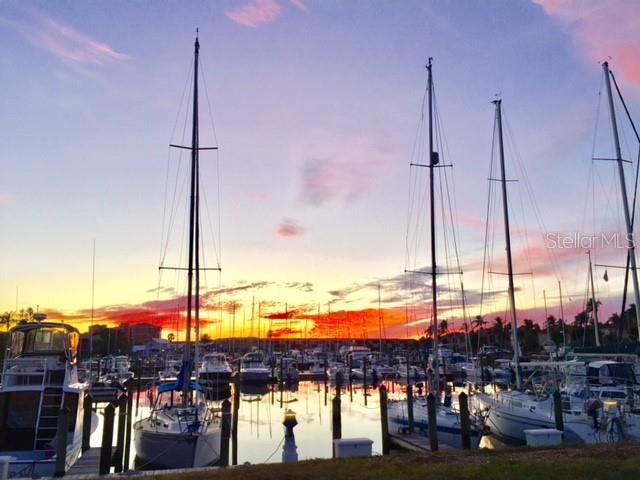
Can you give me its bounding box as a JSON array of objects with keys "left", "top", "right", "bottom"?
[
  {"left": 471, "top": 66, "right": 640, "bottom": 444},
  {"left": 133, "top": 34, "right": 221, "bottom": 469},
  {"left": 387, "top": 59, "right": 485, "bottom": 448}
]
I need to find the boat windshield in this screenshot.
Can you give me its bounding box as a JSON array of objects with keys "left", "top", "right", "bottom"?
[{"left": 10, "top": 327, "right": 74, "bottom": 357}]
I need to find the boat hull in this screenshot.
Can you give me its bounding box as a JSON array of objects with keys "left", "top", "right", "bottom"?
[
  {"left": 387, "top": 401, "right": 483, "bottom": 449},
  {"left": 133, "top": 424, "right": 220, "bottom": 469}
]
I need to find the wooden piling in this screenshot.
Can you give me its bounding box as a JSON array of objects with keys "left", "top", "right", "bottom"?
[
  {"left": 459, "top": 392, "right": 471, "bottom": 449},
  {"left": 332, "top": 371, "right": 343, "bottom": 457},
  {"left": 407, "top": 382, "right": 414, "bottom": 433},
  {"left": 54, "top": 407, "right": 70, "bottom": 477},
  {"left": 114, "top": 395, "right": 126, "bottom": 472},
  {"left": 363, "top": 360, "right": 368, "bottom": 407},
  {"left": 232, "top": 380, "right": 240, "bottom": 466},
  {"left": 427, "top": 392, "right": 438, "bottom": 452},
  {"left": 379, "top": 385, "right": 390, "bottom": 455},
  {"left": 553, "top": 390, "right": 564, "bottom": 431},
  {"left": 220, "top": 399, "right": 232, "bottom": 467},
  {"left": 82, "top": 392, "right": 92, "bottom": 452},
  {"left": 348, "top": 355, "right": 353, "bottom": 401},
  {"left": 99, "top": 404, "right": 115, "bottom": 475},
  {"left": 135, "top": 367, "right": 141, "bottom": 416},
  {"left": 124, "top": 380, "right": 134, "bottom": 471}
]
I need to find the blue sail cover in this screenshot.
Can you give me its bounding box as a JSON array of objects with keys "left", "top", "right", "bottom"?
[{"left": 159, "top": 359, "right": 203, "bottom": 393}]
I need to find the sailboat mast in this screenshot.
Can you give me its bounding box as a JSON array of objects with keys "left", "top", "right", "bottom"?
[
  {"left": 183, "top": 34, "right": 200, "bottom": 405},
  {"left": 603, "top": 61, "right": 640, "bottom": 340},
  {"left": 558, "top": 280, "right": 566, "bottom": 347},
  {"left": 427, "top": 58, "right": 440, "bottom": 399},
  {"left": 587, "top": 250, "right": 601, "bottom": 347},
  {"left": 493, "top": 99, "right": 521, "bottom": 390}
]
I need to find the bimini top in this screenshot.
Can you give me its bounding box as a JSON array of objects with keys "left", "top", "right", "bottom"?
[
  {"left": 7, "top": 321, "right": 80, "bottom": 358},
  {"left": 159, "top": 380, "right": 204, "bottom": 393},
  {"left": 9, "top": 321, "right": 79, "bottom": 334}
]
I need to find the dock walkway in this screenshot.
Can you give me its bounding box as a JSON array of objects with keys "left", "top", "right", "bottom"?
[
  {"left": 66, "top": 448, "right": 103, "bottom": 476},
  {"left": 389, "top": 432, "right": 453, "bottom": 452}
]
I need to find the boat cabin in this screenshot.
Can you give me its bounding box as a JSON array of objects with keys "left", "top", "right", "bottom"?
[{"left": 587, "top": 361, "right": 637, "bottom": 386}]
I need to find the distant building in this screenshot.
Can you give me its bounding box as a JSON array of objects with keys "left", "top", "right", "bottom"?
[{"left": 117, "top": 323, "right": 161, "bottom": 345}]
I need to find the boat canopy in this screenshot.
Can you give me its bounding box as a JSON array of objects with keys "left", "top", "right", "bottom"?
[
  {"left": 159, "top": 380, "right": 203, "bottom": 393},
  {"left": 7, "top": 322, "right": 79, "bottom": 358}
]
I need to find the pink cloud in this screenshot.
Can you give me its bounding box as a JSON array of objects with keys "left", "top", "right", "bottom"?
[
  {"left": 226, "top": 0, "right": 282, "bottom": 28},
  {"left": 298, "top": 132, "right": 391, "bottom": 206},
  {"left": 248, "top": 192, "right": 272, "bottom": 202},
  {"left": 289, "top": 0, "right": 307, "bottom": 11},
  {"left": 0, "top": 193, "right": 15, "bottom": 206},
  {"left": 0, "top": 8, "right": 128, "bottom": 68},
  {"left": 277, "top": 218, "right": 304, "bottom": 238},
  {"left": 534, "top": 0, "right": 640, "bottom": 86}
]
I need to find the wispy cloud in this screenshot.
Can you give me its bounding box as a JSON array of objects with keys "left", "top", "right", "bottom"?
[
  {"left": 277, "top": 218, "right": 305, "bottom": 238},
  {"left": 289, "top": 0, "right": 307, "bottom": 11},
  {"left": 534, "top": 0, "right": 640, "bottom": 86},
  {"left": 298, "top": 132, "right": 392, "bottom": 206},
  {"left": 0, "top": 6, "right": 129, "bottom": 69},
  {"left": 0, "top": 193, "right": 15, "bottom": 206},
  {"left": 226, "top": 0, "right": 282, "bottom": 28}
]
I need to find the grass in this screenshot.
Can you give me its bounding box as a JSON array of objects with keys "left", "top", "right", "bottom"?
[{"left": 136, "top": 443, "right": 640, "bottom": 480}]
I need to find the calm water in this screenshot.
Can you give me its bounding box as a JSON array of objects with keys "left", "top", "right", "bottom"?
[{"left": 89, "top": 380, "right": 385, "bottom": 469}]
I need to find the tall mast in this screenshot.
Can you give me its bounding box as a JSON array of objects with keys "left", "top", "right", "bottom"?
[
  {"left": 588, "top": 250, "right": 601, "bottom": 347},
  {"left": 603, "top": 61, "right": 640, "bottom": 339},
  {"left": 493, "top": 99, "right": 521, "bottom": 390},
  {"left": 378, "top": 282, "right": 383, "bottom": 355},
  {"left": 427, "top": 58, "right": 440, "bottom": 399},
  {"left": 558, "top": 280, "right": 566, "bottom": 347},
  {"left": 183, "top": 33, "right": 200, "bottom": 405}
]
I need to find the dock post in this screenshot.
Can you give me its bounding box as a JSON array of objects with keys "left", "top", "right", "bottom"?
[
  {"left": 135, "top": 367, "right": 141, "bottom": 416},
  {"left": 124, "top": 379, "right": 134, "bottom": 471},
  {"left": 99, "top": 404, "right": 115, "bottom": 475},
  {"left": 363, "top": 360, "right": 368, "bottom": 406},
  {"left": 232, "top": 380, "right": 240, "bottom": 466},
  {"left": 82, "top": 392, "right": 92, "bottom": 452},
  {"left": 54, "top": 407, "right": 70, "bottom": 477},
  {"left": 379, "top": 384, "right": 390, "bottom": 454},
  {"left": 553, "top": 390, "right": 564, "bottom": 431},
  {"left": 348, "top": 355, "right": 353, "bottom": 401},
  {"left": 459, "top": 392, "right": 471, "bottom": 449},
  {"left": 219, "top": 399, "right": 232, "bottom": 467},
  {"left": 407, "top": 382, "right": 414, "bottom": 433},
  {"left": 332, "top": 373, "right": 343, "bottom": 457},
  {"left": 427, "top": 392, "right": 438, "bottom": 452},
  {"left": 114, "top": 394, "right": 126, "bottom": 472}
]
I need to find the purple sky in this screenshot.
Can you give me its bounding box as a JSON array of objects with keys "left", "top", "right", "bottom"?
[{"left": 1, "top": 0, "right": 640, "bottom": 337}]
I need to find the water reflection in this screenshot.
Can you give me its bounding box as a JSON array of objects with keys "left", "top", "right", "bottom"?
[{"left": 89, "top": 380, "right": 384, "bottom": 469}]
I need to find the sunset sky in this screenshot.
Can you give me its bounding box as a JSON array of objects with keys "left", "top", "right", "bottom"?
[{"left": 1, "top": 0, "right": 640, "bottom": 339}]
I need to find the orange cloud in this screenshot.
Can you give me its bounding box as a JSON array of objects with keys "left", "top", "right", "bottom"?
[
  {"left": 226, "top": 0, "right": 282, "bottom": 28},
  {"left": 534, "top": 0, "right": 640, "bottom": 86}
]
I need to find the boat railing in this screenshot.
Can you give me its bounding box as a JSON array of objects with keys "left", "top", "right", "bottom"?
[{"left": 2, "top": 357, "right": 67, "bottom": 387}]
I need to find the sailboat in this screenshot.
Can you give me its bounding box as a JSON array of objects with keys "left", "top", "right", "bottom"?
[
  {"left": 387, "top": 59, "right": 485, "bottom": 449},
  {"left": 470, "top": 73, "right": 640, "bottom": 444},
  {"left": 133, "top": 34, "right": 221, "bottom": 468}
]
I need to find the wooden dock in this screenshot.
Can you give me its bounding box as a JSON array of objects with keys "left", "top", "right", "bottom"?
[
  {"left": 389, "top": 432, "right": 452, "bottom": 452},
  {"left": 66, "top": 448, "right": 103, "bottom": 476}
]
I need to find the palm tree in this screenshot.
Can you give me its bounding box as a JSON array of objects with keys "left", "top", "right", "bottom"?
[
  {"left": 493, "top": 317, "right": 504, "bottom": 348},
  {"left": 473, "top": 315, "right": 486, "bottom": 353},
  {"left": 438, "top": 319, "right": 448, "bottom": 336}
]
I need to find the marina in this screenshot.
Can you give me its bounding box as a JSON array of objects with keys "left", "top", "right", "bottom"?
[{"left": 2, "top": 2, "right": 640, "bottom": 479}]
